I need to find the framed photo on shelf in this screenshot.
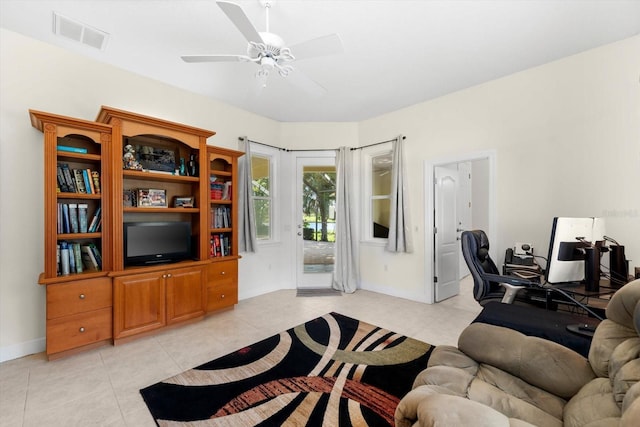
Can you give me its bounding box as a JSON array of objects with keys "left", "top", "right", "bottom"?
[
  {"left": 137, "top": 189, "right": 166, "bottom": 208},
  {"left": 173, "top": 196, "right": 195, "bottom": 208}
]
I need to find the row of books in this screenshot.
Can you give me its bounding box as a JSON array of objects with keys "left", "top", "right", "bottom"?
[
  {"left": 57, "top": 203, "right": 101, "bottom": 234},
  {"left": 210, "top": 179, "right": 232, "bottom": 200},
  {"left": 57, "top": 242, "right": 102, "bottom": 275},
  {"left": 211, "top": 206, "right": 231, "bottom": 229},
  {"left": 57, "top": 163, "right": 101, "bottom": 194},
  {"left": 210, "top": 233, "right": 231, "bottom": 257}
]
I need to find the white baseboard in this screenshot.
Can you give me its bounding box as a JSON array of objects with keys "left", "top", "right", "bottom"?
[
  {"left": 360, "top": 280, "right": 430, "bottom": 304},
  {"left": 238, "top": 283, "right": 288, "bottom": 301},
  {"left": 0, "top": 337, "right": 45, "bottom": 363}
]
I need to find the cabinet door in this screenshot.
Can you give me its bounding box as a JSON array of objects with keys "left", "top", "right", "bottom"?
[
  {"left": 166, "top": 265, "right": 205, "bottom": 325},
  {"left": 113, "top": 271, "right": 166, "bottom": 339}
]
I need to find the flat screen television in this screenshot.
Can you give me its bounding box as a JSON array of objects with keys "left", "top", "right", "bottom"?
[
  {"left": 124, "top": 221, "right": 192, "bottom": 266},
  {"left": 545, "top": 217, "right": 605, "bottom": 284}
]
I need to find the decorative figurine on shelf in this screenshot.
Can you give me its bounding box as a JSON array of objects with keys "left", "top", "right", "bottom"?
[
  {"left": 188, "top": 153, "right": 199, "bottom": 177},
  {"left": 123, "top": 144, "right": 143, "bottom": 170}
]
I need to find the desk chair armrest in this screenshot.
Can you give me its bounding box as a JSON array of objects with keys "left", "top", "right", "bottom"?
[{"left": 482, "top": 273, "right": 537, "bottom": 304}]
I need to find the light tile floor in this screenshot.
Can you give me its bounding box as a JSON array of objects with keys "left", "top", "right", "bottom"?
[{"left": 0, "top": 277, "right": 479, "bottom": 427}]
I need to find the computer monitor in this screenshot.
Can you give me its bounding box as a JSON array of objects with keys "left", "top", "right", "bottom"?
[{"left": 545, "top": 217, "right": 606, "bottom": 285}]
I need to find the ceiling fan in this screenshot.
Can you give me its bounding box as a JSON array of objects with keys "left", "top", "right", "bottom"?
[{"left": 180, "top": 0, "right": 344, "bottom": 96}]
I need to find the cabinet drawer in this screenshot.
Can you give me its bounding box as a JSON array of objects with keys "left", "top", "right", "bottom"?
[
  {"left": 206, "top": 282, "right": 237, "bottom": 312},
  {"left": 46, "top": 307, "right": 112, "bottom": 355},
  {"left": 208, "top": 260, "right": 237, "bottom": 285},
  {"left": 47, "top": 278, "right": 112, "bottom": 320}
]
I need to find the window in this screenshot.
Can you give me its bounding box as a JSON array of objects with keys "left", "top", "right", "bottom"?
[
  {"left": 362, "top": 146, "right": 392, "bottom": 241},
  {"left": 250, "top": 145, "right": 278, "bottom": 242}
]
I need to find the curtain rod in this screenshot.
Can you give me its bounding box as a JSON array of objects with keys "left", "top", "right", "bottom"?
[
  {"left": 240, "top": 135, "right": 406, "bottom": 152},
  {"left": 242, "top": 138, "right": 288, "bottom": 151},
  {"left": 350, "top": 135, "right": 406, "bottom": 151}
]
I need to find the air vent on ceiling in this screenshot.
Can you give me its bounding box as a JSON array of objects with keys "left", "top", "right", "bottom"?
[{"left": 53, "top": 12, "right": 109, "bottom": 51}]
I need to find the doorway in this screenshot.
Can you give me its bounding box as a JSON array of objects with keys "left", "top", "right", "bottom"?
[
  {"left": 295, "top": 154, "right": 336, "bottom": 288},
  {"left": 425, "top": 151, "right": 496, "bottom": 304}
]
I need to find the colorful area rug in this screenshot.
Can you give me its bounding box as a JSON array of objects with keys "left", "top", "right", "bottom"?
[{"left": 140, "top": 312, "right": 433, "bottom": 426}]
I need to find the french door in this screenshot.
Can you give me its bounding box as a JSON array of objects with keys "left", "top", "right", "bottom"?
[{"left": 295, "top": 154, "right": 336, "bottom": 288}]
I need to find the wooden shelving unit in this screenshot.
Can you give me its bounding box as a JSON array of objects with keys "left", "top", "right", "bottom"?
[
  {"left": 32, "top": 106, "right": 243, "bottom": 358},
  {"left": 30, "top": 110, "right": 113, "bottom": 359},
  {"left": 205, "top": 146, "right": 243, "bottom": 312}
]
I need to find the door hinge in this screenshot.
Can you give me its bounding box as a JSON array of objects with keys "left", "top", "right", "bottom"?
[
  {"left": 433, "top": 226, "right": 437, "bottom": 234},
  {"left": 434, "top": 276, "right": 438, "bottom": 283}
]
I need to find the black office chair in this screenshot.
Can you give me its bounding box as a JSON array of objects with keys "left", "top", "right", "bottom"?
[{"left": 461, "top": 230, "right": 538, "bottom": 305}]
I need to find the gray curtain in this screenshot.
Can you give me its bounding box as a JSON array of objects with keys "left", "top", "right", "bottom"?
[
  {"left": 332, "top": 147, "right": 359, "bottom": 293},
  {"left": 386, "top": 135, "right": 413, "bottom": 253},
  {"left": 237, "top": 137, "right": 257, "bottom": 252}
]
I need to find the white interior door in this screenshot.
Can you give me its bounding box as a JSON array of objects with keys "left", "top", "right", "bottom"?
[
  {"left": 457, "top": 162, "right": 472, "bottom": 279},
  {"left": 296, "top": 155, "right": 336, "bottom": 288},
  {"left": 434, "top": 166, "right": 460, "bottom": 301}
]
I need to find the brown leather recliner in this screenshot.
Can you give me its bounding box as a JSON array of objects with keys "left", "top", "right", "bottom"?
[{"left": 395, "top": 279, "right": 640, "bottom": 426}]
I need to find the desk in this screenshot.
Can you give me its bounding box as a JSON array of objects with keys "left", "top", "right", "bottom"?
[{"left": 536, "top": 281, "right": 617, "bottom": 317}]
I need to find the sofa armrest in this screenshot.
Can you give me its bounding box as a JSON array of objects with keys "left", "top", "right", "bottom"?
[
  {"left": 395, "top": 387, "right": 536, "bottom": 427},
  {"left": 458, "top": 323, "right": 595, "bottom": 398}
]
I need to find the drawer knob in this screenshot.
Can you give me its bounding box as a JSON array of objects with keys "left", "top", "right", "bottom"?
[
  {"left": 79, "top": 294, "right": 86, "bottom": 300},
  {"left": 221, "top": 294, "right": 225, "bottom": 299},
  {"left": 79, "top": 327, "right": 85, "bottom": 333},
  {"left": 221, "top": 271, "right": 226, "bottom": 275}
]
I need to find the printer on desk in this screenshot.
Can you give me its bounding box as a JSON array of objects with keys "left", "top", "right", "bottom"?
[{"left": 504, "top": 243, "right": 544, "bottom": 282}]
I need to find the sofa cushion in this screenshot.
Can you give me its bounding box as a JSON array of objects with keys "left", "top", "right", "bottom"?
[
  {"left": 610, "top": 338, "right": 640, "bottom": 406},
  {"left": 563, "top": 378, "right": 621, "bottom": 427},
  {"left": 459, "top": 323, "right": 595, "bottom": 398},
  {"left": 427, "top": 344, "right": 479, "bottom": 375},
  {"left": 589, "top": 319, "right": 638, "bottom": 378},
  {"left": 606, "top": 280, "right": 640, "bottom": 330},
  {"left": 476, "top": 364, "right": 566, "bottom": 419},
  {"left": 468, "top": 377, "right": 563, "bottom": 427},
  {"left": 395, "top": 390, "right": 539, "bottom": 427}
]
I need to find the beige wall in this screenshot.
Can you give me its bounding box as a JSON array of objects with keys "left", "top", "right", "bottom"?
[
  {"left": 0, "top": 29, "right": 280, "bottom": 360},
  {"left": 2, "top": 27, "right": 638, "bottom": 361},
  {"left": 357, "top": 35, "right": 640, "bottom": 300}
]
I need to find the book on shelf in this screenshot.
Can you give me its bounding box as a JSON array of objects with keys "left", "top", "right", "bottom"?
[
  {"left": 60, "top": 163, "right": 77, "bottom": 193},
  {"left": 57, "top": 145, "right": 88, "bottom": 154},
  {"left": 60, "top": 241, "right": 70, "bottom": 275},
  {"left": 89, "top": 243, "right": 102, "bottom": 269},
  {"left": 91, "top": 170, "right": 101, "bottom": 194},
  {"left": 82, "top": 169, "right": 93, "bottom": 194},
  {"left": 88, "top": 205, "right": 101, "bottom": 233},
  {"left": 72, "top": 169, "right": 87, "bottom": 193},
  {"left": 68, "top": 203, "right": 79, "bottom": 233},
  {"left": 210, "top": 233, "right": 231, "bottom": 257},
  {"left": 57, "top": 165, "right": 69, "bottom": 193},
  {"left": 81, "top": 245, "right": 99, "bottom": 271},
  {"left": 61, "top": 204, "right": 71, "bottom": 234},
  {"left": 68, "top": 242, "right": 76, "bottom": 273},
  {"left": 211, "top": 206, "right": 231, "bottom": 228},
  {"left": 73, "top": 243, "right": 83, "bottom": 274},
  {"left": 78, "top": 204, "right": 88, "bottom": 233},
  {"left": 222, "top": 181, "right": 232, "bottom": 200},
  {"left": 57, "top": 203, "right": 63, "bottom": 234}
]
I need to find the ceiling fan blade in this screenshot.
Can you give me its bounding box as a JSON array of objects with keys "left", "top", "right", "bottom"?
[
  {"left": 217, "top": 1, "right": 264, "bottom": 44},
  {"left": 289, "top": 34, "right": 344, "bottom": 61},
  {"left": 285, "top": 68, "right": 327, "bottom": 98},
  {"left": 181, "top": 54, "right": 249, "bottom": 63}
]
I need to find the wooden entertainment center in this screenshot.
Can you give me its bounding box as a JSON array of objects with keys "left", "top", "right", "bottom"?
[{"left": 30, "top": 107, "right": 243, "bottom": 359}]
